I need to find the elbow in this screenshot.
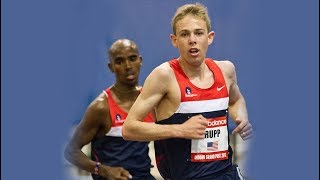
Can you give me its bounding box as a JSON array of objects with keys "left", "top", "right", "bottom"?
[
  {"left": 122, "top": 122, "right": 134, "bottom": 141},
  {"left": 64, "top": 143, "right": 74, "bottom": 163},
  {"left": 64, "top": 145, "right": 71, "bottom": 162},
  {"left": 122, "top": 130, "right": 130, "bottom": 141}
]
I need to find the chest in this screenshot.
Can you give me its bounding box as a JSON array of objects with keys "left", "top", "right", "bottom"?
[{"left": 114, "top": 99, "right": 136, "bottom": 113}]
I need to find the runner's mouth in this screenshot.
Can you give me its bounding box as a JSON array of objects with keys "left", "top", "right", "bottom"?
[{"left": 189, "top": 48, "right": 200, "bottom": 56}]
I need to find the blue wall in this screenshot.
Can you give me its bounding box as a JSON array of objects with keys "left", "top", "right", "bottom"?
[{"left": 2, "top": 0, "right": 318, "bottom": 180}]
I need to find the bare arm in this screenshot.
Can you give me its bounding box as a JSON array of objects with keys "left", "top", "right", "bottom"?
[
  {"left": 123, "top": 64, "right": 207, "bottom": 141},
  {"left": 64, "top": 94, "right": 132, "bottom": 179},
  {"left": 64, "top": 96, "right": 108, "bottom": 173},
  {"left": 222, "top": 61, "right": 253, "bottom": 140}
]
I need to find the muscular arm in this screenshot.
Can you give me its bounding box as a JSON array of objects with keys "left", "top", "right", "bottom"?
[
  {"left": 123, "top": 66, "right": 179, "bottom": 141},
  {"left": 221, "top": 61, "right": 253, "bottom": 140},
  {"left": 64, "top": 94, "right": 110, "bottom": 173},
  {"left": 65, "top": 94, "right": 132, "bottom": 179},
  {"left": 123, "top": 64, "right": 207, "bottom": 141}
]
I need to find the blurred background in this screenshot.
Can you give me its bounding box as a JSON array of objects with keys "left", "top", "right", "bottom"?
[{"left": 2, "top": 0, "right": 318, "bottom": 180}]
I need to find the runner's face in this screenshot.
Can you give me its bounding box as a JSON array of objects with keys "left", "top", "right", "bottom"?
[
  {"left": 109, "top": 47, "right": 142, "bottom": 86},
  {"left": 171, "top": 15, "right": 214, "bottom": 66}
]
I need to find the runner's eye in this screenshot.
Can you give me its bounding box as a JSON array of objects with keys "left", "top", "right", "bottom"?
[
  {"left": 129, "top": 55, "right": 138, "bottom": 62},
  {"left": 114, "top": 58, "right": 124, "bottom": 65},
  {"left": 179, "top": 32, "right": 189, "bottom": 37}
]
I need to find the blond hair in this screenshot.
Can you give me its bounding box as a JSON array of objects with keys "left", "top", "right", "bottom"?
[{"left": 171, "top": 3, "right": 211, "bottom": 35}]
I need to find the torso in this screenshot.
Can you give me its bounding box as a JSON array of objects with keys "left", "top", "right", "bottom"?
[
  {"left": 154, "top": 58, "right": 233, "bottom": 179},
  {"left": 95, "top": 87, "right": 141, "bottom": 137},
  {"left": 91, "top": 87, "right": 154, "bottom": 178},
  {"left": 155, "top": 59, "right": 232, "bottom": 121}
]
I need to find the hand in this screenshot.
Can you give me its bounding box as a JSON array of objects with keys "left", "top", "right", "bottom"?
[
  {"left": 99, "top": 165, "right": 132, "bottom": 180},
  {"left": 181, "top": 114, "right": 207, "bottom": 139},
  {"left": 232, "top": 118, "right": 253, "bottom": 140}
]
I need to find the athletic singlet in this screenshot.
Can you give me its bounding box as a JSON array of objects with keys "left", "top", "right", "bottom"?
[
  {"left": 155, "top": 58, "right": 233, "bottom": 180},
  {"left": 91, "top": 88, "right": 154, "bottom": 180}
]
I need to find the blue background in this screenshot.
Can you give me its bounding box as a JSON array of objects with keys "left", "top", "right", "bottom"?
[{"left": 2, "top": 0, "right": 318, "bottom": 180}]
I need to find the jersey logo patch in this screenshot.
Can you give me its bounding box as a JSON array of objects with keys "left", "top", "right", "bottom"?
[
  {"left": 115, "top": 114, "right": 125, "bottom": 123},
  {"left": 185, "top": 86, "right": 197, "bottom": 97}
]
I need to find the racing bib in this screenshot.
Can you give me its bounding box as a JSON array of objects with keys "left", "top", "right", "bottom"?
[{"left": 191, "top": 116, "right": 229, "bottom": 162}]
